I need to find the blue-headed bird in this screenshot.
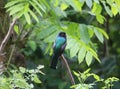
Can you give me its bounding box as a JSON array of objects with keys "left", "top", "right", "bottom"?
[{"left": 50, "top": 32, "right": 67, "bottom": 69}]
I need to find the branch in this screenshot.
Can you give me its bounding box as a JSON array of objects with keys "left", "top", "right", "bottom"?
[
  {"left": 0, "top": 18, "right": 18, "bottom": 53},
  {"left": 60, "top": 54, "right": 75, "bottom": 85}
]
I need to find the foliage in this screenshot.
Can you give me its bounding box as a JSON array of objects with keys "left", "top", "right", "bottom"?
[
  {"left": 1, "top": 0, "right": 120, "bottom": 89},
  {"left": 5, "top": 0, "right": 120, "bottom": 67},
  {"left": 0, "top": 65, "right": 44, "bottom": 89},
  {"left": 38, "top": 21, "right": 109, "bottom": 65},
  {"left": 102, "top": 77, "right": 119, "bottom": 89},
  {"left": 5, "top": 0, "right": 47, "bottom": 24},
  {"left": 71, "top": 69, "right": 119, "bottom": 89}
]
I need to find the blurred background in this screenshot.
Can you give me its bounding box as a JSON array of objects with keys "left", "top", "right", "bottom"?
[{"left": 0, "top": 0, "right": 120, "bottom": 89}]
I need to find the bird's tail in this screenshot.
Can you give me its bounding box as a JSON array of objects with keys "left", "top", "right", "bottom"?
[{"left": 50, "top": 54, "right": 59, "bottom": 69}]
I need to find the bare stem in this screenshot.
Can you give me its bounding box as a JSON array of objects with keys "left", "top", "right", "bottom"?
[
  {"left": 0, "top": 18, "right": 18, "bottom": 53},
  {"left": 7, "top": 44, "right": 16, "bottom": 69},
  {"left": 60, "top": 54, "right": 75, "bottom": 85}
]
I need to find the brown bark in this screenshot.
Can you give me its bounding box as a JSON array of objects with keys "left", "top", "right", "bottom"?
[
  {"left": 0, "top": 18, "right": 17, "bottom": 53},
  {"left": 60, "top": 55, "right": 75, "bottom": 85}
]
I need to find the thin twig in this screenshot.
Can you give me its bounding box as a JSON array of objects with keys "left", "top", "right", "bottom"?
[
  {"left": 7, "top": 44, "right": 16, "bottom": 69},
  {"left": 60, "top": 54, "right": 75, "bottom": 85},
  {"left": 0, "top": 18, "right": 18, "bottom": 53}
]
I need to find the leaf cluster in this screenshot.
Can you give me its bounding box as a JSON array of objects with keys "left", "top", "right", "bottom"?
[
  {"left": 72, "top": 69, "right": 119, "bottom": 89},
  {"left": 0, "top": 65, "right": 44, "bottom": 89}
]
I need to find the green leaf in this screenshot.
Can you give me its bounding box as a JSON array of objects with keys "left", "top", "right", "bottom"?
[
  {"left": 44, "top": 31, "right": 60, "bottom": 43},
  {"left": 6, "top": 3, "right": 24, "bottom": 12},
  {"left": 29, "top": 9, "right": 39, "bottom": 22},
  {"left": 111, "top": 4, "right": 118, "bottom": 16},
  {"left": 79, "top": 24, "right": 90, "bottom": 44},
  {"left": 106, "top": 0, "right": 113, "bottom": 5},
  {"left": 83, "top": 68, "right": 91, "bottom": 74},
  {"left": 97, "top": 28, "right": 109, "bottom": 39},
  {"left": 92, "top": 2, "right": 102, "bottom": 15},
  {"left": 88, "top": 26, "right": 94, "bottom": 38},
  {"left": 94, "top": 28, "right": 104, "bottom": 43},
  {"left": 72, "top": 0, "right": 84, "bottom": 11},
  {"left": 19, "top": 67, "right": 26, "bottom": 73},
  {"left": 91, "top": 73, "right": 101, "bottom": 81},
  {"left": 45, "top": 43, "right": 52, "bottom": 54},
  {"left": 78, "top": 46, "right": 86, "bottom": 64},
  {"left": 87, "top": 47, "right": 100, "bottom": 63},
  {"left": 85, "top": 52, "right": 92, "bottom": 66},
  {"left": 9, "top": 5, "right": 24, "bottom": 16},
  {"left": 12, "top": 10, "right": 24, "bottom": 19},
  {"left": 39, "top": 25, "right": 57, "bottom": 39},
  {"left": 27, "top": 40, "right": 37, "bottom": 51},
  {"left": 37, "top": 65, "right": 44, "bottom": 70},
  {"left": 102, "top": 1, "right": 113, "bottom": 17},
  {"left": 24, "top": 12, "right": 31, "bottom": 24},
  {"left": 28, "top": 69, "right": 35, "bottom": 73},
  {"left": 40, "top": 0, "right": 50, "bottom": 8},
  {"left": 73, "top": 71, "right": 79, "bottom": 77},
  {"left": 105, "top": 6, "right": 113, "bottom": 17},
  {"left": 33, "top": 74, "right": 41, "bottom": 83},
  {"left": 29, "top": 1, "right": 42, "bottom": 16},
  {"left": 93, "top": 0, "right": 99, "bottom": 3},
  {"left": 96, "top": 14, "right": 104, "bottom": 24},
  {"left": 70, "top": 43, "right": 80, "bottom": 58},
  {"left": 5, "top": 0, "right": 24, "bottom": 8},
  {"left": 86, "top": 0, "right": 92, "bottom": 8},
  {"left": 14, "top": 25, "right": 20, "bottom": 35},
  {"left": 68, "top": 22, "right": 79, "bottom": 36},
  {"left": 115, "top": 0, "right": 120, "bottom": 7},
  {"left": 54, "top": 7, "right": 67, "bottom": 17},
  {"left": 15, "top": 79, "right": 28, "bottom": 88},
  {"left": 24, "top": 4, "right": 29, "bottom": 14},
  {"left": 32, "top": 0, "right": 46, "bottom": 13},
  {"left": 60, "top": 3, "right": 68, "bottom": 10},
  {"left": 53, "top": 0, "right": 59, "bottom": 7},
  {"left": 66, "top": 37, "right": 77, "bottom": 49}
]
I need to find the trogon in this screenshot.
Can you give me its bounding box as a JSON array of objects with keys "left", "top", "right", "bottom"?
[{"left": 50, "top": 32, "right": 67, "bottom": 69}]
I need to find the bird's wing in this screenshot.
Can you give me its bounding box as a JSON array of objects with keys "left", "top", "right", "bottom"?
[
  {"left": 53, "top": 41, "right": 56, "bottom": 48},
  {"left": 60, "top": 42, "right": 66, "bottom": 54}
]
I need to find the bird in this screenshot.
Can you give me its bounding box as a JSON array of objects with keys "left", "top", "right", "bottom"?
[{"left": 50, "top": 32, "right": 67, "bottom": 69}]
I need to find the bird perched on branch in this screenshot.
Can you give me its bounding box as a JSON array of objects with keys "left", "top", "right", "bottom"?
[{"left": 50, "top": 32, "right": 67, "bottom": 69}]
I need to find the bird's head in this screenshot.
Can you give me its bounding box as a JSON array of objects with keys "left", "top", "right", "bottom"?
[{"left": 58, "top": 32, "right": 66, "bottom": 38}]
